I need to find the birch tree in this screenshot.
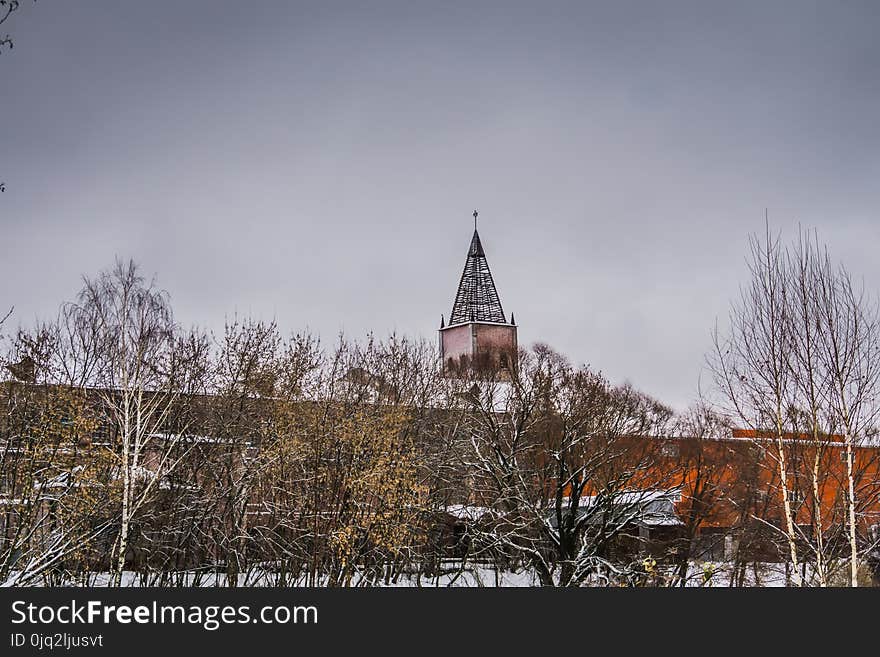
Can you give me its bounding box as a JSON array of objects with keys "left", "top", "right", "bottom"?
[
  {"left": 69, "top": 259, "right": 188, "bottom": 585},
  {"left": 810, "top": 240, "right": 880, "bottom": 586},
  {"left": 711, "top": 224, "right": 880, "bottom": 586}
]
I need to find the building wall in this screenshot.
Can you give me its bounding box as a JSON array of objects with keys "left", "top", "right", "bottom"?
[
  {"left": 440, "top": 324, "right": 472, "bottom": 364},
  {"left": 440, "top": 322, "right": 517, "bottom": 375},
  {"left": 472, "top": 323, "right": 517, "bottom": 358}
]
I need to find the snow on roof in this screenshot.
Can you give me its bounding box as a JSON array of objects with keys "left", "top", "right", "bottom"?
[
  {"left": 38, "top": 466, "right": 87, "bottom": 489},
  {"left": 443, "top": 504, "right": 493, "bottom": 521},
  {"left": 443, "top": 490, "right": 684, "bottom": 527},
  {"left": 551, "top": 489, "right": 684, "bottom": 527},
  {"left": 147, "top": 432, "right": 252, "bottom": 445},
  {"left": 577, "top": 489, "right": 682, "bottom": 506}
]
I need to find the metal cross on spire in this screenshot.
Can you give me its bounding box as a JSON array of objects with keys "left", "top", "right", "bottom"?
[{"left": 473, "top": 209, "right": 478, "bottom": 230}]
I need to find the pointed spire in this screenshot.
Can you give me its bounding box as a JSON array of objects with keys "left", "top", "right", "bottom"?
[
  {"left": 449, "top": 212, "right": 507, "bottom": 325},
  {"left": 510, "top": 312, "right": 515, "bottom": 325},
  {"left": 440, "top": 314, "right": 445, "bottom": 328}
]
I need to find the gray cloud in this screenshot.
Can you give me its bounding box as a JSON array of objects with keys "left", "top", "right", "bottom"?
[{"left": 3, "top": 1, "right": 880, "bottom": 409}]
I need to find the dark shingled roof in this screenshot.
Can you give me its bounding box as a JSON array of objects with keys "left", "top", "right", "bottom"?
[{"left": 449, "top": 229, "right": 507, "bottom": 325}]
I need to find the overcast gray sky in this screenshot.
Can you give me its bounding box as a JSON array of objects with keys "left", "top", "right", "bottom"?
[{"left": 3, "top": 1, "right": 880, "bottom": 410}]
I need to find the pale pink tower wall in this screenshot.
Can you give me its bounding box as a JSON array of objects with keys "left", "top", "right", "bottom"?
[
  {"left": 439, "top": 322, "right": 518, "bottom": 370},
  {"left": 439, "top": 211, "right": 517, "bottom": 375}
]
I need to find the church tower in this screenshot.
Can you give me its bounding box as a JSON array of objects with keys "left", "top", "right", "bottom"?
[{"left": 439, "top": 211, "right": 517, "bottom": 376}]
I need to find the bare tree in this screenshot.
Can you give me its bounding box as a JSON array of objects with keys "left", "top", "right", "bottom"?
[
  {"left": 0, "top": 338, "right": 115, "bottom": 586},
  {"left": 456, "top": 344, "right": 674, "bottom": 586},
  {"left": 711, "top": 226, "right": 804, "bottom": 583},
  {"left": 1, "top": 0, "right": 36, "bottom": 192},
  {"left": 664, "top": 404, "right": 736, "bottom": 586},
  {"left": 62, "top": 259, "right": 190, "bottom": 585},
  {"left": 0, "top": 1, "right": 31, "bottom": 54},
  {"left": 710, "top": 224, "right": 880, "bottom": 586},
  {"left": 810, "top": 238, "right": 880, "bottom": 585}
]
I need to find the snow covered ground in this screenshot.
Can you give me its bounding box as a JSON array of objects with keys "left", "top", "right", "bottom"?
[{"left": 4, "top": 560, "right": 832, "bottom": 587}]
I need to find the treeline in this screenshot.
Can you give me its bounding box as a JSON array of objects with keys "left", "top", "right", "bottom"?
[{"left": 1, "top": 228, "right": 880, "bottom": 587}]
